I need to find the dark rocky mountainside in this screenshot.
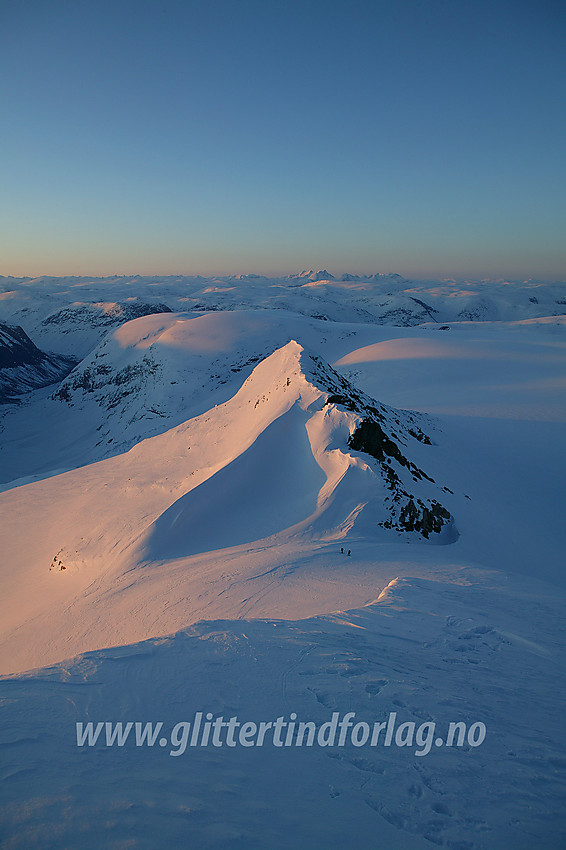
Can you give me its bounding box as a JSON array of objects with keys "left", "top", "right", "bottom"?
[{"left": 0, "top": 323, "right": 77, "bottom": 403}]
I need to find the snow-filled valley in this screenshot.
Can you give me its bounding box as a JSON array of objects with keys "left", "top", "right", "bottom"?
[{"left": 1, "top": 273, "right": 565, "bottom": 849}]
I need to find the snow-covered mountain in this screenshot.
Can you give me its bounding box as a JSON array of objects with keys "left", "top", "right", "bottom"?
[
  {"left": 0, "top": 339, "right": 458, "bottom": 674},
  {"left": 292, "top": 268, "right": 336, "bottom": 281},
  {"left": 1, "top": 274, "right": 565, "bottom": 849}
]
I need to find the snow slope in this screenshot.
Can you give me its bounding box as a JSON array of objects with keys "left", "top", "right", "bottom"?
[
  {"left": 0, "top": 310, "right": 336, "bottom": 487},
  {"left": 1, "top": 573, "right": 564, "bottom": 850},
  {"left": 0, "top": 341, "right": 456, "bottom": 674}
]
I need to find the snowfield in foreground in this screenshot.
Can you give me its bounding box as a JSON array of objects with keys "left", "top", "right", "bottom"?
[{"left": 1, "top": 274, "right": 565, "bottom": 849}]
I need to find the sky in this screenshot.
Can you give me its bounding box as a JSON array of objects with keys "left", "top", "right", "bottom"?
[{"left": 1, "top": 0, "right": 565, "bottom": 279}]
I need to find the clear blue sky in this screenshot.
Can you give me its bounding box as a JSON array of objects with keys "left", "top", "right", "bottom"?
[{"left": 1, "top": 0, "right": 565, "bottom": 278}]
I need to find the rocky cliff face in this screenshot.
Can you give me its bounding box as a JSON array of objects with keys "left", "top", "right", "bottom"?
[{"left": 0, "top": 322, "right": 76, "bottom": 403}]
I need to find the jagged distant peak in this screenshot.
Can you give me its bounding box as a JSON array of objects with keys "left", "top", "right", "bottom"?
[{"left": 292, "top": 269, "right": 335, "bottom": 281}]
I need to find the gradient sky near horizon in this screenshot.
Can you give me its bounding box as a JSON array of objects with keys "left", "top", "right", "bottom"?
[{"left": 1, "top": 0, "right": 565, "bottom": 279}]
